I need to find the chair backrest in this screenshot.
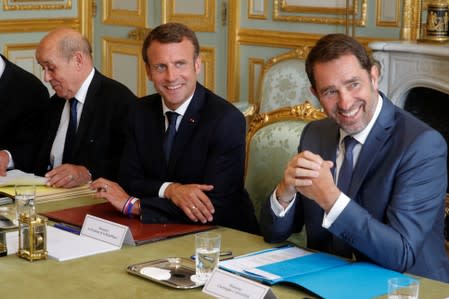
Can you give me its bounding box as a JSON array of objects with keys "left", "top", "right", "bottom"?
[
  {"left": 245, "top": 101, "right": 327, "bottom": 223},
  {"left": 258, "top": 47, "right": 320, "bottom": 114}
]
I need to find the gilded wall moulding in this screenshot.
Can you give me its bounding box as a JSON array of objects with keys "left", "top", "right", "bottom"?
[
  {"left": 3, "top": 0, "right": 71, "bottom": 10},
  {"left": 273, "top": 0, "right": 367, "bottom": 26},
  {"left": 162, "top": 0, "right": 215, "bottom": 32}
]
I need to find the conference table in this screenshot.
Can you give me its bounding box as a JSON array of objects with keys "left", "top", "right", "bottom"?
[{"left": 1, "top": 197, "right": 449, "bottom": 299}]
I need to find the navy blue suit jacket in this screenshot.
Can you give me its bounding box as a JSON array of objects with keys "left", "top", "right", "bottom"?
[
  {"left": 260, "top": 94, "right": 449, "bottom": 282},
  {"left": 119, "top": 83, "right": 258, "bottom": 233},
  {"left": 35, "top": 70, "right": 136, "bottom": 180},
  {"left": 0, "top": 55, "right": 49, "bottom": 172}
]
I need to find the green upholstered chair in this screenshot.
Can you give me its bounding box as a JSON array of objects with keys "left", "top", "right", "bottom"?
[
  {"left": 257, "top": 47, "right": 321, "bottom": 114},
  {"left": 245, "top": 102, "right": 327, "bottom": 246}
]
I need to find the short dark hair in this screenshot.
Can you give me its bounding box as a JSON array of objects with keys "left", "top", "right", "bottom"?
[
  {"left": 141, "top": 22, "right": 200, "bottom": 64},
  {"left": 305, "top": 34, "right": 373, "bottom": 89}
]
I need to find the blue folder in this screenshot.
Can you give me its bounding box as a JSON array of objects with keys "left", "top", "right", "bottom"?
[{"left": 220, "top": 247, "right": 413, "bottom": 299}]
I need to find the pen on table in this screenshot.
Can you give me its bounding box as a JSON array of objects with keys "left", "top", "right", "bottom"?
[
  {"left": 191, "top": 250, "right": 233, "bottom": 261},
  {"left": 54, "top": 223, "right": 81, "bottom": 235}
]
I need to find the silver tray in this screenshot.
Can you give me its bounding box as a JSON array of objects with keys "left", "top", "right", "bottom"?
[{"left": 126, "top": 257, "right": 204, "bottom": 289}]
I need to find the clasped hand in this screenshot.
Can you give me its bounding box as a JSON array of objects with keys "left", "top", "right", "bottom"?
[
  {"left": 165, "top": 183, "right": 215, "bottom": 224},
  {"left": 278, "top": 150, "right": 340, "bottom": 212}
]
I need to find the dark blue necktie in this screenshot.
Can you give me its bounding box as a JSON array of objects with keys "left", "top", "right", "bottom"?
[
  {"left": 337, "top": 135, "right": 358, "bottom": 194},
  {"left": 333, "top": 135, "right": 358, "bottom": 258},
  {"left": 162, "top": 111, "right": 179, "bottom": 163},
  {"left": 62, "top": 97, "right": 78, "bottom": 163}
]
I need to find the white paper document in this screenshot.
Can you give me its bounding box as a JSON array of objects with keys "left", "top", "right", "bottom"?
[
  {"left": 219, "top": 246, "right": 312, "bottom": 280},
  {"left": 5, "top": 214, "right": 132, "bottom": 261},
  {"left": 0, "top": 169, "right": 47, "bottom": 187},
  {"left": 6, "top": 226, "right": 120, "bottom": 262}
]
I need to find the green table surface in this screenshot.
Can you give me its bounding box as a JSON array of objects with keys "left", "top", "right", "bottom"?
[{"left": 1, "top": 197, "right": 448, "bottom": 299}]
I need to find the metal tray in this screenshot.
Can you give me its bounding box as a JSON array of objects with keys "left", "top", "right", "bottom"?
[{"left": 126, "top": 257, "right": 204, "bottom": 289}]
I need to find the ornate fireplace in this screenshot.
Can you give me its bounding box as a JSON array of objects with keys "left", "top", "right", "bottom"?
[{"left": 370, "top": 41, "right": 449, "bottom": 193}]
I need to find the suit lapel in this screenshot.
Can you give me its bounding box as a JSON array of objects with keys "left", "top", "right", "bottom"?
[
  {"left": 72, "top": 70, "right": 101, "bottom": 156},
  {"left": 348, "top": 95, "right": 396, "bottom": 197}
]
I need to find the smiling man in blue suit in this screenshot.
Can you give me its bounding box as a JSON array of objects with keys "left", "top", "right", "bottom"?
[
  {"left": 260, "top": 34, "right": 449, "bottom": 282},
  {"left": 92, "top": 23, "right": 258, "bottom": 234}
]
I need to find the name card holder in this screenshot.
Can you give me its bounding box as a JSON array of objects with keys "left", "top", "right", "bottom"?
[{"left": 202, "top": 268, "right": 277, "bottom": 299}]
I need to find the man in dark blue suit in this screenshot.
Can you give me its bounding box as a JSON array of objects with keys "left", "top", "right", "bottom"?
[
  {"left": 92, "top": 23, "right": 258, "bottom": 234},
  {"left": 35, "top": 28, "right": 136, "bottom": 188},
  {"left": 260, "top": 34, "right": 449, "bottom": 282},
  {"left": 0, "top": 54, "right": 49, "bottom": 174}
]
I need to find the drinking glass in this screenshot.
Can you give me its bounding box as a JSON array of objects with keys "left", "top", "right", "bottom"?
[
  {"left": 15, "top": 185, "right": 36, "bottom": 221},
  {"left": 194, "top": 232, "right": 221, "bottom": 282},
  {"left": 388, "top": 277, "right": 419, "bottom": 299}
]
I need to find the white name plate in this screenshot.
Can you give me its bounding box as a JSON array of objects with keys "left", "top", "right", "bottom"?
[
  {"left": 203, "top": 269, "right": 277, "bottom": 299},
  {"left": 81, "top": 214, "right": 129, "bottom": 247}
]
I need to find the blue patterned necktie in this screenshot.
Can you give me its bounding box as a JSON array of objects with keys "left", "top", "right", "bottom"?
[
  {"left": 62, "top": 97, "right": 78, "bottom": 163},
  {"left": 337, "top": 135, "right": 358, "bottom": 194},
  {"left": 332, "top": 135, "right": 358, "bottom": 258},
  {"left": 162, "top": 111, "right": 179, "bottom": 163}
]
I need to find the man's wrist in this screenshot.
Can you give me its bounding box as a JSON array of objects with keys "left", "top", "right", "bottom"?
[{"left": 275, "top": 184, "right": 295, "bottom": 205}]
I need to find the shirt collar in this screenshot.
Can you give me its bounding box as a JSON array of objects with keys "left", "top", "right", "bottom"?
[
  {"left": 73, "top": 68, "right": 95, "bottom": 104},
  {"left": 339, "top": 94, "right": 383, "bottom": 145},
  {"left": 0, "top": 55, "right": 5, "bottom": 79},
  {"left": 162, "top": 93, "right": 194, "bottom": 117}
]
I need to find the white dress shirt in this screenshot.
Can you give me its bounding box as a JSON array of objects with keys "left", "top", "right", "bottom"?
[
  {"left": 270, "top": 95, "right": 384, "bottom": 229},
  {"left": 49, "top": 68, "right": 94, "bottom": 168},
  {"left": 158, "top": 94, "right": 194, "bottom": 198}
]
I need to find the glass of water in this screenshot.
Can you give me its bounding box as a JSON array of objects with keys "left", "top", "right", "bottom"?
[
  {"left": 15, "top": 185, "right": 36, "bottom": 221},
  {"left": 388, "top": 277, "right": 419, "bottom": 299},
  {"left": 194, "top": 231, "right": 221, "bottom": 283}
]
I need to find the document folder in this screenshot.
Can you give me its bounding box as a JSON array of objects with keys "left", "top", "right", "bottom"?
[
  {"left": 220, "top": 246, "right": 411, "bottom": 299},
  {"left": 41, "top": 202, "right": 216, "bottom": 245}
]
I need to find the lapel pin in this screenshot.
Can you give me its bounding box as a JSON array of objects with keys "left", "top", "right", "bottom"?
[{"left": 189, "top": 118, "right": 195, "bottom": 123}]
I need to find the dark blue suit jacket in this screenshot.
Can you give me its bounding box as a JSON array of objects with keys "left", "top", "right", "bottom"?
[
  {"left": 261, "top": 94, "right": 449, "bottom": 282},
  {"left": 35, "top": 70, "right": 136, "bottom": 180},
  {"left": 0, "top": 55, "right": 49, "bottom": 172},
  {"left": 119, "top": 83, "right": 258, "bottom": 234}
]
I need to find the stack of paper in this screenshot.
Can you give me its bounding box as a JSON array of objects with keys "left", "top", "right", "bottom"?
[
  {"left": 0, "top": 184, "right": 95, "bottom": 203},
  {"left": 0, "top": 169, "right": 47, "bottom": 187}
]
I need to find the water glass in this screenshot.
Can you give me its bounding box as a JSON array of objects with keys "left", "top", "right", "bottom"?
[
  {"left": 15, "top": 185, "right": 36, "bottom": 220},
  {"left": 194, "top": 232, "right": 221, "bottom": 282},
  {"left": 388, "top": 277, "right": 419, "bottom": 299}
]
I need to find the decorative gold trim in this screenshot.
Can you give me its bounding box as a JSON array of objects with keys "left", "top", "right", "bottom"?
[
  {"left": 248, "top": 58, "right": 264, "bottom": 106},
  {"left": 0, "top": 18, "right": 78, "bottom": 33},
  {"left": 227, "top": 0, "right": 239, "bottom": 103},
  {"left": 3, "top": 42, "right": 38, "bottom": 56},
  {"left": 280, "top": 0, "right": 356, "bottom": 14},
  {"left": 376, "top": 0, "right": 400, "bottom": 27},
  {"left": 248, "top": 0, "right": 268, "bottom": 20},
  {"left": 245, "top": 102, "right": 326, "bottom": 173},
  {"left": 274, "top": 0, "right": 367, "bottom": 26},
  {"left": 79, "top": 0, "right": 93, "bottom": 44},
  {"left": 3, "top": 43, "right": 42, "bottom": 78},
  {"left": 103, "top": 0, "right": 146, "bottom": 27},
  {"left": 102, "top": 37, "right": 146, "bottom": 97},
  {"left": 128, "top": 27, "right": 151, "bottom": 40},
  {"left": 200, "top": 46, "right": 215, "bottom": 92},
  {"left": 3, "top": 0, "right": 71, "bottom": 10},
  {"left": 162, "top": 0, "right": 215, "bottom": 32},
  {"left": 401, "top": 0, "right": 423, "bottom": 40},
  {"left": 239, "top": 28, "right": 385, "bottom": 49}
]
